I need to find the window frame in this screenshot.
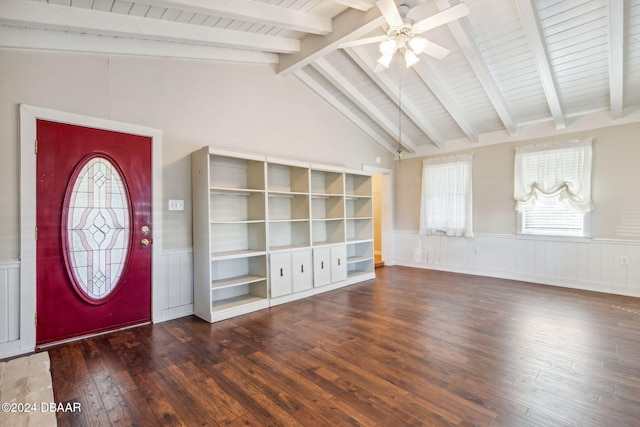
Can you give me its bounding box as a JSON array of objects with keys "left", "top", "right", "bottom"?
[
  {"left": 514, "top": 138, "right": 593, "bottom": 238},
  {"left": 517, "top": 209, "right": 591, "bottom": 238},
  {"left": 419, "top": 154, "right": 473, "bottom": 238}
]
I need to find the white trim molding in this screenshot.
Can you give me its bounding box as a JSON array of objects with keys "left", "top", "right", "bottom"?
[{"left": 394, "top": 231, "right": 640, "bottom": 298}]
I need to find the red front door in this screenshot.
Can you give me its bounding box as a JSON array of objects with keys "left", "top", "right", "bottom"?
[{"left": 36, "top": 120, "right": 152, "bottom": 345}]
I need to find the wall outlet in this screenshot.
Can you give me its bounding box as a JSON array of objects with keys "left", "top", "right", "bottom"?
[
  {"left": 168, "top": 199, "right": 184, "bottom": 211},
  {"left": 621, "top": 256, "right": 629, "bottom": 266}
]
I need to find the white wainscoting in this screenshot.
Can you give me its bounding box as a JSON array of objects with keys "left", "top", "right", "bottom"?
[
  {"left": 0, "top": 261, "right": 21, "bottom": 358},
  {"left": 159, "top": 248, "right": 194, "bottom": 322},
  {"left": 0, "top": 249, "right": 194, "bottom": 359},
  {"left": 394, "top": 231, "right": 640, "bottom": 298}
]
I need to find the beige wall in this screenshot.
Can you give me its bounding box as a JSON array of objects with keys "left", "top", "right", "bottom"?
[
  {"left": 395, "top": 122, "right": 640, "bottom": 240},
  {"left": 0, "top": 49, "right": 394, "bottom": 260}
]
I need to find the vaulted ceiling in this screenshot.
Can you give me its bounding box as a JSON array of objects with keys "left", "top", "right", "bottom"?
[{"left": 2, "top": 0, "right": 639, "bottom": 157}]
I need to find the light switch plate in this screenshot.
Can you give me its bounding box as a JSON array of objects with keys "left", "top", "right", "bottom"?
[{"left": 168, "top": 199, "right": 184, "bottom": 211}]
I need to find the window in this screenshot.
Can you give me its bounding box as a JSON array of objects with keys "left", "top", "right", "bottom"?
[
  {"left": 419, "top": 154, "right": 473, "bottom": 237},
  {"left": 514, "top": 138, "right": 593, "bottom": 236}
]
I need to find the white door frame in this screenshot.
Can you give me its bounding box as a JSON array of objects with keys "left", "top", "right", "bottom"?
[
  {"left": 362, "top": 164, "right": 394, "bottom": 266},
  {"left": 18, "top": 104, "right": 163, "bottom": 355}
]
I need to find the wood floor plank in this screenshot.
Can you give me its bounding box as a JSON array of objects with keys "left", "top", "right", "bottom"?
[{"left": 39, "top": 266, "right": 640, "bottom": 426}]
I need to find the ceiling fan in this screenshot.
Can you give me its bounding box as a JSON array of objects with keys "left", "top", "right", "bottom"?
[{"left": 340, "top": 0, "right": 469, "bottom": 69}]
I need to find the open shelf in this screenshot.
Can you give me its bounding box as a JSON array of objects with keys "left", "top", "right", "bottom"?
[
  {"left": 212, "top": 274, "right": 265, "bottom": 290},
  {"left": 346, "top": 196, "right": 372, "bottom": 219},
  {"left": 312, "top": 219, "right": 345, "bottom": 245},
  {"left": 346, "top": 217, "right": 373, "bottom": 241},
  {"left": 267, "top": 163, "right": 309, "bottom": 193},
  {"left": 310, "top": 169, "right": 344, "bottom": 195},
  {"left": 210, "top": 249, "right": 267, "bottom": 261},
  {"left": 210, "top": 155, "right": 265, "bottom": 191},
  {"left": 345, "top": 173, "right": 372, "bottom": 197},
  {"left": 269, "top": 221, "right": 310, "bottom": 249},
  {"left": 211, "top": 191, "right": 264, "bottom": 221},
  {"left": 311, "top": 196, "right": 343, "bottom": 219},
  {"left": 268, "top": 194, "right": 309, "bottom": 220},
  {"left": 346, "top": 240, "right": 374, "bottom": 279},
  {"left": 211, "top": 294, "right": 268, "bottom": 312},
  {"left": 210, "top": 222, "right": 266, "bottom": 254}
]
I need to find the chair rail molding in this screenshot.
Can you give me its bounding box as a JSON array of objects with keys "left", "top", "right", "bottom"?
[{"left": 394, "top": 231, "right": 640, "bottom": 298}]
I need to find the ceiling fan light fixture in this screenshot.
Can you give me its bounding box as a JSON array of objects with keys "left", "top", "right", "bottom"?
[
  {"left": 404, "top": 50, "right": 420, "bottom": 67},
  {"left": 408, "top": 36, "right": 428, "bottom": 54},
  {"left": 379, "top": 38, "right": 397, "bottom": 56},
  {"left": 377, "top": 54, "right": 394, "bottom": 68}
]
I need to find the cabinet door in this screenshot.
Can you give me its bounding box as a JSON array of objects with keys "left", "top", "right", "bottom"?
[
  {"left": 270, "top": 252, "right": 292, "bottom": 298},
  {"left": 331, "top": 245, "right": 348, "bottom": 283},
  {"left": 313, "top": 247, "right": 331, "bottom": 287},
  {"left": 292, "top": 249, "right": 312, "bottom": 293}
]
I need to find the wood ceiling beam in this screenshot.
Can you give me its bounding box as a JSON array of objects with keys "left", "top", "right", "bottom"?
[
  {"left": 137, "top": 0, "right": 332, "bottom": 35},
  {"left": 608, "top": 0, "right": 625, "bottom": 119},
  {"left": 0, "top": 25, "right": 279, "bottom": 64},
  {"left": 294, "top": 69, "right": 398, "bottom": 155},
  {"left": 434, "top": 0, "right": 519, "bottom": 136},
  {"left": 345, "top": 46, "right": 446, "bottom": 149},
  {"left": 277, "top": 6, "right": 387, "bottom": 76},
  {"left": 313, "top": 57, "right": 419, "bottom": 153},
  {"left": 332, "top": 0, "right": 375, "bottom": 12},
  {"left": 412, "top": 62, "right": 479, "bottom": 144},
  {"left": 0, "top": 0, "right": 299, "bottom": 54},
  {"left": 515, "top": 0, "right": 566, "bottom": 129}
]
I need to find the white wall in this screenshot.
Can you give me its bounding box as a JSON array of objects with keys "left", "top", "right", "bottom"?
[
  {"left": 0, "top": 48, "right": 394, "bottom": 356},
  {"left": 0, "top": 48, "right": 394, "bottom": 259},
  {"left": 393, "top": 122, "right": 640, "bottom": 297}
]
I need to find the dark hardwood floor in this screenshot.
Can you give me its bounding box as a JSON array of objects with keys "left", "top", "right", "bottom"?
[{"left": 47, "top": 266, "right": 640, "bottom": 426}]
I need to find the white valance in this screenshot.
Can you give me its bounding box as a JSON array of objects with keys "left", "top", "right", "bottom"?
[
  {"left": 419, "top": 154, "right": 473, "bottom": 237},
  {"left": 514, "top": 137, "right": 593, "bottom": 213}
]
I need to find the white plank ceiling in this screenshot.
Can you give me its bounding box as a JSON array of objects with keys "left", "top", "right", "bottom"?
[{"left": 1, "top": 0, "right": 639, "bottom": 156}]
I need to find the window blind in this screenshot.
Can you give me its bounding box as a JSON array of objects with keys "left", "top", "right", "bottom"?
[{"left": 514, "top": 138, "right": 592, "bottom": 236}]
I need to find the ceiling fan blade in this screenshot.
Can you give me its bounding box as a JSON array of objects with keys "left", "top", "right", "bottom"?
[
  {"left": 413, "top": 3, "right": 469, "bottom": 33},
  {"left": 376, "top": 0, "right": 404, "bottom": 27},
  {"left": 338, "top": 35, "right": 387, "bottom": 49},
  {"left": 421, "top": 40, "right": 450, "bottom": 60}
]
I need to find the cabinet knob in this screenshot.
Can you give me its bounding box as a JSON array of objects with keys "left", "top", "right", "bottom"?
[{"left": 141, "top": 239, "right": 150, "bottom": 246}]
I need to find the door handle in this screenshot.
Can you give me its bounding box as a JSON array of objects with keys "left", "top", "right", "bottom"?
[
  {"left": 301, "top": 265, "right": 304, "bottom": 273},
  {"left": 321, "top": 261, "right": 324, "bottom": 269},
  {"left": 141, "top": 239, "right": 150, "bottom": 246},
  {"left": 338, "top": 258, "right": 341, "bottom": 266},
  {"left": 280, "top": 268, "right": 283, "bottom": 277}
]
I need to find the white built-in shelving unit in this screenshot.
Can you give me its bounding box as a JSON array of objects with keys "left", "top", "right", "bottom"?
[{"left": 192, "top": 147, "right": 375, "bottom": 322}]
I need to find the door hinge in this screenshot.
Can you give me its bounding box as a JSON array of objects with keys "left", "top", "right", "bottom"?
[
  {"left": 35, "top": 226, "right": 38, "bottom": 241},
  {"left": 35, "top": 139, "right": 38, "bottom": 155}
]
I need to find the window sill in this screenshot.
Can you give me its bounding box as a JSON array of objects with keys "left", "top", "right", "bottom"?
[{"left": 516, "top": 233, "right": 592, "bottom": 243}]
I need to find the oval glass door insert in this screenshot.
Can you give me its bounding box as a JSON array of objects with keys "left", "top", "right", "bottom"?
[{"left": 63, "top": 155, "right": 131, "bottom": 303}]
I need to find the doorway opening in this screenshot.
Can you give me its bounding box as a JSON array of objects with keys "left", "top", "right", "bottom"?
[{"left": 364, "top": 166, "right": 393, "bottom": 269}]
